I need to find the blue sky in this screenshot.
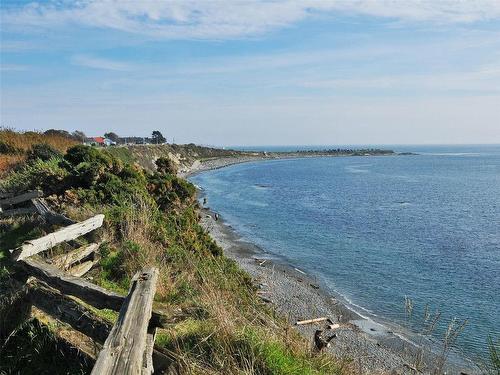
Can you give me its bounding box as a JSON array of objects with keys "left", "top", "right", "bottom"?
[{"left": 1, "top": 1, "right": 500, "bottom": 145}]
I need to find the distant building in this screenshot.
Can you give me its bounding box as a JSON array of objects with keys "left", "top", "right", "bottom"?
[
  {"left": 93, "top": 136, "right": 106, "bottom": 145},
  {"left": 84, "top": 136, "right": 116, "bottom": 147}
]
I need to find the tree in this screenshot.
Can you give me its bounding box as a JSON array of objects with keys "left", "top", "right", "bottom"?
[
  {"left": 104, "top": 132, "right": 120, "bottom": 143},
  {"left": 44, "top": 129, "right": 72, "bottom": 138},
  {"left": 151, "top": 130, "right": 166, "bottom": 144},
  {"left": 72, "top": 130, "right": 86, "bottom": 142}
]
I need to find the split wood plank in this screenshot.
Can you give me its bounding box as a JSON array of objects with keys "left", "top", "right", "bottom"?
[
  {"left": 67, "top": 260, "right": 97, "bottom": 277},
  {"left": 0, "top": 206, "right": 37, "bottom": 217},
  {"left": 0, "top": 190, "right": 42, "bottom": 207},
  {"left": 18, "top": 257, "right": 171, "bottom": 328},
  {"left": 50, "top": 243, "right": 99, "bottom": 270},
  {"left": 31, "top": 198, "right": 76, "bottom": 225},
  {"left": 11, "top": 214, "right": 104, "bottom": 261},
  {"left": 142, "top": 326, "right": 157, "bottom": 375},
  {"left": 91, "top": 267, "right": 158, "bottom": 375}
]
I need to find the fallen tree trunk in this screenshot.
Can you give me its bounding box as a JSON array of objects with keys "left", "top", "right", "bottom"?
[
  {"left": 18, "top": 257, "right": 172, "bottom": 328},
  {"left": 11, "top": 214, "right": 104, "bottom": 261},
  {"left": 50, "top": 243, "right": 99, "bottom": 270},
  {"left": 91, "top": 267, "right": 158, "bottom": 375}
]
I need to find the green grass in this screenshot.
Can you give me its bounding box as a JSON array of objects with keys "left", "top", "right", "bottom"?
[
  {"left": 0, "top": 220, "right": 44, "bottom": 260},
  {"left": 105, "top": 147, "right": 134, "bottom": 164},
  {"left": 0, "top": 319, "right": 92, "bottom": 375}
]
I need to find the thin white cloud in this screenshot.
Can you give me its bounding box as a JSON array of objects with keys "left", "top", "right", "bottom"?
[
  {"left": 0, "top": 40, "right": 39, "bottom": 52},
  {"left": 0, "top": 64, "right": 29, "bottom": 72},
  {"left": 3, "top": 1, "right": 500, "bottom": 39},
  {"left": 300, "top": 64, "right": 500, "bottom": 93},
  {"left": 71, "top": 55, "right": 135, "bottom": 71}
]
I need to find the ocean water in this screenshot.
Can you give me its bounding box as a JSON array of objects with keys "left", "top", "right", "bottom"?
[{"left": 190, "top": 145, "right": 500, "bottom": 362}]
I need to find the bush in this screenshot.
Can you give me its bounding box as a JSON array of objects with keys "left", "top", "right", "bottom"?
[
  {"left": 156, "top": 157, "right": 178, "bottom": 175},
  {"left": 0, "top": 158, "right": 69, "bottom": 194},
  {"left": 0, "top": 140, "right": 21, "bottom": 155},
  {"left": 27, "top": 143, "right": 62, "bottom": 162},
  {"left": 63, "top": 145, "right": 123, "bottom": 188},
  {"left": 147, "top": 174, "right": 196, "bottom": 210}
]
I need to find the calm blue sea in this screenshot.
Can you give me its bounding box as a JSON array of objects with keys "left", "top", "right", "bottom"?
[{"left": 190, "top": 145, "right": 500, "bottom": 361}]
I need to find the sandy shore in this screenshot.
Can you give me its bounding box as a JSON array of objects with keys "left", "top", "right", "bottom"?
[{"left": 191, "top": 157, "right": 478, "bottom": 374}]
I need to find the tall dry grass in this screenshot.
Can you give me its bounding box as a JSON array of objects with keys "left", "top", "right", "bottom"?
[
  {"left": 0, "top": 155, "right": 24, "bottom": 176},
  {"left": 0, "top": 129, "right": 79, "bottom": 175},
  {"left": 0, "top": 129, "right": 78, "bottom": 154}
]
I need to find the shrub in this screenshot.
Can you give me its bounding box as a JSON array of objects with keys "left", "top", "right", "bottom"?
[
  {"left": 0, "top": 140, "right": 21, "bottom": 155},
  {"left": 0, "top": 157, "right": 69, "bottom": 194},
  {"left": 147, "top": 174, "right": 196, "bottom": 210},
  {"left": 63, "top": 145, "right": 123, "bottom": 188},
  {"left": 27, "top": 143, "right": 62, "bottom": 162},
  {"left": 156, "top": 156, "right": 178, "bottom": 175}
]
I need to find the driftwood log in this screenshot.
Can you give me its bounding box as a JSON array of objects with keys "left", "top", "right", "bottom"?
[
  {"left": 91, "top": 267, "right": 159, "bottom": 375},
  {"left": 296, "top": 317, "right": 330, "bottom": 326},
  {"left": 11, "top": 214, "right": 104, "bottom": 261}
]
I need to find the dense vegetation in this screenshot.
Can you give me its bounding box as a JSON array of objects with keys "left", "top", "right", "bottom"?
[
  {"left": 0, "top": 129, "right": 79, "bottom": 175},
  {"left": 0, "top": 141, "right": 342, "bottom": 374}
]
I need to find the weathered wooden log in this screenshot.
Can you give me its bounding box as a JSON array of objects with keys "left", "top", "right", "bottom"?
[
  {"left": 0, "top": 190, "right": 42, "bottom": 207},
  {"left": 18, "top": 257, "right": 171, "bottom": 328},
  {"left": 20, "top": 256, "right": 125, "bottom": 310},
  {"left": 31, "top": 198, "right": 76, "bottom": 225},
  {"left": 27, "top": 278, "right": 171, "bottom": 373},
  {"left": 296, "top": 317, "right": 330, "bottom": 326},
  {"left": 50, "top": 243, "right": 99, "bottom": 270},
  {"left": 27, "top": 277, "right": 112, "bottom": 343},
  {"left": 11, "top": 214, "right": 104, "bottom": 261},
  {"left": 143, "top": 326, "right": 157, "bottom": 375},
  {"left": 91, "top": 267, "right": 159, "bottom": 375},
  {"left": 31, "top": 313, "right": 98, "bottom": 367},
  {"left": 0, "top": 191, "right": 13, "bottom": 199},
  {"left": 66, "top": 260, "right": 97, "bottom": 277},
  {"left": 0, "top": 206, "right": 37, "bottom": 217}
]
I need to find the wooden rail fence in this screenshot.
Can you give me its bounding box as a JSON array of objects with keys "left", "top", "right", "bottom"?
[{"left": 3, "top": 191, "right": 172, "bottom": 374}]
